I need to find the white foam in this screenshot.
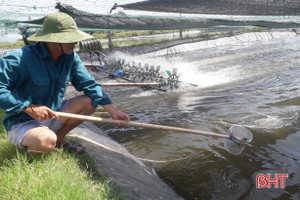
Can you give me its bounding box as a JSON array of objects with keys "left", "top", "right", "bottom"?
[{"left": 143, "top": 31, "right": 296, "bottom": 57}]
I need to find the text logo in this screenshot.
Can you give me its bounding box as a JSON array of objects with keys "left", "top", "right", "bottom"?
[{"left": 256, "top": 173, "right": 288, "bottom": 188}]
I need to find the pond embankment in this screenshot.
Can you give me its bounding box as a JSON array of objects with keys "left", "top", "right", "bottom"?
[{"left": 66, "top": 122, "right": 184, "bottom": 200}]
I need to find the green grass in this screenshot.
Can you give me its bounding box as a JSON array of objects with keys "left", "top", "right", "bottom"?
[
  {"left": 95, "top": 31, "right": 220, "bottom": 49},
  {"left": 96, "top": 28, "right": 269, "bottom": 49},
  {"left": 1, "top": 28, "right": 269, "bottom": 51},
  {"left": 0, "top": 110, "right": 5, "bottom": 137},
  {"left": 0, "top": 150, "right": 122, "bottom": 200},
  {"left": 0, "top": 41, "right": 25, "bottom": 49},
  {"left": 93, "top": 30, "right": 175, "bottom": 40},
  {"left": 0, "top": 110, "right": 124, "bottom": 200}
]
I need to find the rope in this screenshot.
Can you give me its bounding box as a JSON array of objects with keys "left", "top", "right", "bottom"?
[{"left": 68, "top": 135, "right": 189, "bottom": 164}]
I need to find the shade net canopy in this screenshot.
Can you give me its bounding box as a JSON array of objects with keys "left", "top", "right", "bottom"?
[
  {"left": 21, "top": 3, "right": 300, "bottom": 32},
  {"left": 119, "top": 0, "right": 300, "bottom": 16},
  {"left": 1, "top": 1, "right": 300, "bottom": 36}
]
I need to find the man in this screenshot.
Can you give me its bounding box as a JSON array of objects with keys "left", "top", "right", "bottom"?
[{"left": 0, "top": 12, "right": 130, "bottom": 154}]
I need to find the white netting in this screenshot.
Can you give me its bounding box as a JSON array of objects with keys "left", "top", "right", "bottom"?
[
  {"left": 1, "top": 0, "right": 300, "bottom": 36},
  {"left": 0, "top": 0, "right": 139, "bottom": 35}
]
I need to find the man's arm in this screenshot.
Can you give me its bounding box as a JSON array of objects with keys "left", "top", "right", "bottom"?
[
  {"left": 102, "top": 104, "right": 130, "bottom": 128},
  {"left": 0, "top": 52, "right": 31, "bottom": 115},
  {"left": 23, "top": 104, "right": 59, "bottom": 121},
  {"left": 70, "top": 54, "right": 130, "bottom": 127},
  {"left": 70, "top": 54, "right": 112, "bottom": 107}
]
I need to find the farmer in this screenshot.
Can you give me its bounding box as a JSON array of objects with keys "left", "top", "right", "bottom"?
[{"left": 0, "top": 12, "right": 130, "bottom": 154}]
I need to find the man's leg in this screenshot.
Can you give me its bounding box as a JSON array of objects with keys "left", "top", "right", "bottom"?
[
  {"left": 22, "top": 127, "right": 57, "bottom": 155},
  {"left": 56, "top": 95, "right": 96, "bottom": 145}
]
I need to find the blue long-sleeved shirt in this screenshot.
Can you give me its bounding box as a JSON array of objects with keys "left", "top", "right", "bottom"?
[{"left": 0, "top": 42, "right": 111, "bottom": 131}]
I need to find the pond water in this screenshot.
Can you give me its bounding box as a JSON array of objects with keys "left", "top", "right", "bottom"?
[{"left": 94, "top": 31, "right": 300, "bottom": 199}]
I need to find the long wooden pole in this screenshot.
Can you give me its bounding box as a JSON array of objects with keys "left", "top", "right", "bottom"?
[
  {"left": 101, "top": 82, "right": 161, "bottom": 86},
  {"left": 68, "top": 82, "right": 161, "bottom": 87},
  {"left": 56, "top": 112, "right": 230, "bottom": 139}
]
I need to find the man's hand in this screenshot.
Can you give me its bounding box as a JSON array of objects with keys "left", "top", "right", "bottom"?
[
  {"left": 102, "top": 104, "right": 130, "bottom": 128},
  {"left": 110, "top": 110, "right": 131, "bottom": 128},
  {"left": 23, "top": 104, "right": 59, "bottom": 121}
]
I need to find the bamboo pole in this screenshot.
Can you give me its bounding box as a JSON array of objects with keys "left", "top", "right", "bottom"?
[
  {"left": 56, "top": 112, "right": 230, "bottom": 139},
  {"left": 68, "top": 82, "right": 161, "bottom": 87},
  {"left": 101, "top": 82, "right": 161, "bottom": 86}
]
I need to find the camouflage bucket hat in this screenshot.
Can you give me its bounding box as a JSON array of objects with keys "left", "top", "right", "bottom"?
[{"left": 28, "top": 12, "right": 93, "bottom": 43}]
